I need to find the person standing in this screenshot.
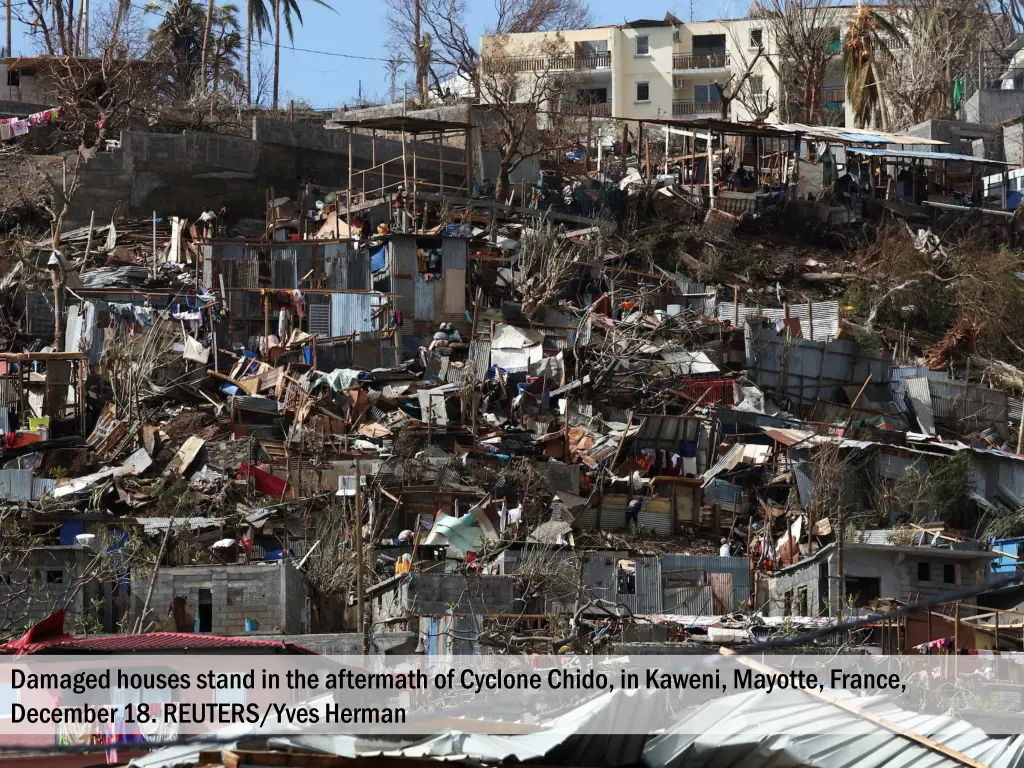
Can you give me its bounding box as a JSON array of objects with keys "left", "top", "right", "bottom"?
[{"left": 719, "top": 538, "right": 731, "bottom": 557}]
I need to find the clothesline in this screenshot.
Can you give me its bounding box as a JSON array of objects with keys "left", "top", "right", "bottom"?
[{"left": 0, "top": 106, "right": 64, "bottom": 140}]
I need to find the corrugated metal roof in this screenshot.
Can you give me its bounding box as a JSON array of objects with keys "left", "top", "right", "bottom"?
[
  {"left": 646, "top": 688, "right": 1024, "bottom": 768},
  {"left": 331, "top": 292, "right": 376, "bottom": 335},
  {"left": 849, "top": 145, "right": 1012, "bottom": 165},
  {"left": 414, "top": 277, "right": 436, "bottom": 321},
  {"left": 749, "top": 326, "right": 892, "bottom": 406},
  {"left": 770, "top": 122, "right": 949, "bottom": 146},
  {"left": 718, "top": 300, "right": 839, "bottom": 340},
  {"left": 441, "top": 236, "right": 468, "bottom": 270},
  {"left": 443, "top": 267, "right": 467, "bottom": 316},
  {"left": 660, "top": 553, "right": 752, "bottom": 608},
  {"left": 1, "top": 631, "right": 313, "bottom": 655},
  {"left": 233, "top": 396, "right": 282, "bottom": 414}
]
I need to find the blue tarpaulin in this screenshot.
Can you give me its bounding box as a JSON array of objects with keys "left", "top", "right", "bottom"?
[
  {"left": 60, "top": 520, "right": 85, "bottom": 545},
  {"left": 370, "top": 245, "right": 387, "bottom": 274}
]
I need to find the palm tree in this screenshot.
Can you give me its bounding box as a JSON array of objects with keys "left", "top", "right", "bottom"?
[
  {"left": 384, "top": 56, "right": 406, "bottom": 103},
  {"left": 271, "top": 0, "right": 335, "bottom": 110},
  {"left": 246, "top": 0, "right": 272, "bottom": 106},
  {"left": 844, "top": 0, "right": 903, "bottom": 129},
  {"left": 148, "top": 0, "right": 243, "bottom": 96}
]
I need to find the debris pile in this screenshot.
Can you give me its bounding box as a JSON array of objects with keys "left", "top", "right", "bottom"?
[{"left": 1, "top": 115, "right": 1023, "bottom": 660}]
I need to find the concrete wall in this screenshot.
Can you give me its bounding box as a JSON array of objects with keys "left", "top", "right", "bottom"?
[
  {"left": 131, "top": 561, "right": 307, "bottom": 635},
  {"left": 69, "top": 117, "right": 471, "bottom": 225},
  {"left": 905, "top": 119, "right": 1003, "bottom": 161},
  {"left": 768, "top": 545, "right": 993, "bottom": 618},
  {"left": 963, "top": 89, "right": 1024, "bottom": 126},
  {"left": 0, "top": 546, "right": 92, "bottom": 633},
  {"left": 611, "top": 25, "right": 674, "bottom": 119},
  {"left": 1005, "top": 123, "right": 1024, "bottom": 167}
]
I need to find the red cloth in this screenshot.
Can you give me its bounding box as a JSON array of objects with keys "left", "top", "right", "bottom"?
[{"left": 238, "top": 463, "right": 289, "bottom": 497}]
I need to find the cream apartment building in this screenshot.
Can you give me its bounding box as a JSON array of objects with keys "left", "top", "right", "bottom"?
[{"left": 480, "top": 13, "right": 849, "bottom": 125}]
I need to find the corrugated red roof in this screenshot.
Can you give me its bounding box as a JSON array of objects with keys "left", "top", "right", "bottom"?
[{"left": 0, "top": 611, "right": 315, "bottom": 655}]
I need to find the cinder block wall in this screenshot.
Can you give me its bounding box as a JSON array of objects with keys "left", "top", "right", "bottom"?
[{"left": 132, "top": 562, "right": 306, "bottom": 635}]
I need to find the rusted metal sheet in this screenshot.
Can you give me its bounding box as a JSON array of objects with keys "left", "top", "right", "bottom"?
[
  {"left": 414, "top": 278, "right": 435, "bottom": 320},
  {"left": 272, "top": 248, "right": 298, "bottom": 288},
  {"left": 661, "top": 554, "right": 751, "bottom": 608},
  {"left": 709, "top": 572, "right": 735, "bottom": 613},
  {"left": 443, "top": 268, "right": 466, "bottom": 316},
  {"left": 718, "top": 300, "right": 838, "bottom": 340},
  {"left": 389, "top": 235, "right": 418, "bottom": 276},
  {"left": 330, "top": 293, "right": 374, "bottom": 336},
  {"left": 441, "top": 236, "right": 468, "bottom": 269}
]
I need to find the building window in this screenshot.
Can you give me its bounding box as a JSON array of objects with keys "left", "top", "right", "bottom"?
[
  {"left": 616, "top": 559, "right": 636, "bottom": 595},
  {"left": 783, "top": 590, "right": 793, "bottom": 616},
  {"left": 944, "top": 564, "right": 957, "bottom": 584},
  {"left": 674, "top": 77, "right": 685, "bottom": 89},
  {"left": 750, "top": 28, "right": 763, "bottom": 48},
  {"left": 672, "top": 30, "right": 680, "bottom": 43},
  {"left": 796, "top": 587, "right": 808, "bottom": 617},
  {"left": 635, "top": 81, "right": 650, "bottom": 102},
  {"left": 46, "top": 570, "right": 64, "bottom": 584},
  {"left": 844, "top": 577, "right": 881, "bottom": 608},
  {"left": 917, "top": 562, "right": 931, "bottom": 581},
  {"left": 6, "top": 69, "right": 18, "bottom": 87},
  {"left": 635, "top": 35, "right": 650, "bottom": 56},
  {"left": 694, "top": 84, "right": 720, "bottom": 103},
  {"left": 749, "top": 76, "right": 763, "bottom": 96},
  {"left": 197, "top": 588, "right": 213, "bottom": 633}
]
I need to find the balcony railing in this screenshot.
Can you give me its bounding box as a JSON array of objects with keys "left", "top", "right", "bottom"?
[
  {"left": 672, "top": 99, "right": 722, "bottom": 117},
  {"left": 822, "top": 86, "right": 845, "bottom": 103},
  {"left": 673, "top": 52, "right": 730, "bottom": 70},
  {"left": 557, "top": 102, "right": 612, "bottom": 117},
  {"left": 484, "top": 52, "right": 611, "bottom": 73}
]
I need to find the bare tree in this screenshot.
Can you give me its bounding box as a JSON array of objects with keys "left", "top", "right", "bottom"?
[
  {"left": 384, "top": 0, "right": 592, "bottom": 103},
  {"left": 712, "top": 40, "right": 767, "bottom": 121},
  {"left": 17, "top": 1, "right": 158, "bottom": 149},
  {"left": 756, "top": 0, "right": 843, "bottom": 124},
  {"left": 479, "top": 36, "right": 582, "bottom": 202},
  {"left": 881, "top": 0, "right": 1001, "bottom": 128}
]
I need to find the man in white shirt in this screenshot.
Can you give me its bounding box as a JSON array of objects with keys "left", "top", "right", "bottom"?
[{"left": 719, "top": 538, "right": 731, "bottom": 557}]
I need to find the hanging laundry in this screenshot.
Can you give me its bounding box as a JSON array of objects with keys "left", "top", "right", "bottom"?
[
  {"left": 12, "top": 120, "right": 29, "bottom": 137},
  {"left": 0, "top": 124, "right": 12, "bottom": 141}
]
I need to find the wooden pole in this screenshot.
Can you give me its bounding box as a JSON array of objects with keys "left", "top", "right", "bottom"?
[
  {"left": 807, "top": 298, "right": 814, "bottom": 341},
  {"left": 954, "top": 601, "right": 960, "bottom": 653},
  {"left": 464, "top": 127, "right": 472, "bottom": 195},
  {"left": 77, "top": 358, "right": 85, "bottom": 435},
  {"left": 84, "top": 210, "right": 95, "bottom": 259},
  {"left": 1015, "top": 405, "right": 1024, "bottom": 454},
  {"left": 151, "top": 210, "right": 157, "bottom": 279},
  {"left": 995, "top": 609, "right": 1000, "bottom": 655},
  {"left": 609, "top": 410, "right": 635, "bottom": 471},
  {"left": 401, "top": 128, "right": 409, "bottom": 232},
  {"left": 355, "top": 460, "right": 367, "bottom": 654},
  {"left": 347, "top": 128, "right": 353, "bottom": 233},
  {"left": 438, "top": 133, "right": 445, "bottom": 196},
  {"left": 645, "top": 135, "right": 652, "bottom": 184},
  {"left": 412, "top": 133, "right": 419, "bottom": 211},
  {"left": 733, "top": 285, "right": 740, "bottom": 327},
  {"left": 707, "top": 130, "right": 715, "bottom": 209}
]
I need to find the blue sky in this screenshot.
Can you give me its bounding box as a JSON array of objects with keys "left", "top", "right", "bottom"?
[{"left": 10, "top": 0, "right": 734, "bottom": 108}]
